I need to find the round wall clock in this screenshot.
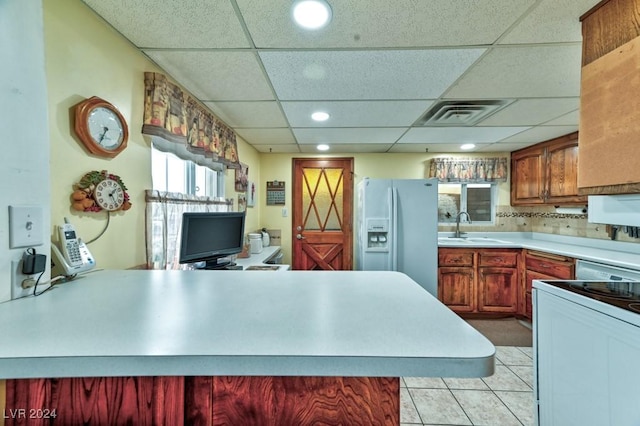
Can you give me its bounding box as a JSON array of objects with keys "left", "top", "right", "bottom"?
[
  {"left": 74, "top": 96, "right": 129, "bottom": 158},
  {"left": 93, "top": 178, "right": 126, "bottom": 211},
  {"left": 71, "top": 170, "right": 132, "bottom": 213}
]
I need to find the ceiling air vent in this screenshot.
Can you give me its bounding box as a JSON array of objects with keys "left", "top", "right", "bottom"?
[{"left": 415, "top": 100, "right": 513, "bottom": 127}]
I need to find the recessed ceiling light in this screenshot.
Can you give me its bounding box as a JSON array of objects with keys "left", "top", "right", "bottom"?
[
  {"left": 311, "top": 111, "right": 330, "bottom": 122},
  {"left": 317, "top": 144, "right": 330, "bottom": 151},
  {"left": 460, "top": 143, "right": 476, "bottom": 150},
  {"left": 292, "top": 0, "right": 332, "bottom": 30}
]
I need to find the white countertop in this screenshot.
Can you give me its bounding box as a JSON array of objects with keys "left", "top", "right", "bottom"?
[
  {"left": 0, "top": 270, "right": 494, "bottom": 379},
  {"left": 234, "top": 245, "right": 289, "bottom": 270},
  {"left": 438, "top": 232, "right": 640, "bottom": 271}
]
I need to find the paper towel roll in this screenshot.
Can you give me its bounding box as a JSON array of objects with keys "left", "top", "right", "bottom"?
[{"left": 554, "top": 207, "right": 587, "bottom": 214}]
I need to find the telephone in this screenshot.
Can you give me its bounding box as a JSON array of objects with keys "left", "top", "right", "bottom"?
[{"left": 51, "top": 219, "right": 96, "bottom": 277}]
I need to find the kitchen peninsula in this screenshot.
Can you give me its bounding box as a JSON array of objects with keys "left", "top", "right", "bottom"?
[{"left": 0, "top": 270, "right": 493, "bottom": 425}]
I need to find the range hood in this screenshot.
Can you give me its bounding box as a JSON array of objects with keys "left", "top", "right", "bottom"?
[{"left": 588, "top": 194, "right": 640, "bottom": 226}]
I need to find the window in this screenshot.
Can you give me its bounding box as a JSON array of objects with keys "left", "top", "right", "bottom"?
[
  {"left": 438, "top": 183, "right": 495, "bottom": 224},
  {"left": 152, "top": 147, "right": 223, "bottom": 197}
]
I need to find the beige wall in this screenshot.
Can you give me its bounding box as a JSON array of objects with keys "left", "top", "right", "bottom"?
[
  {"left": 45, "top": 0, "right": 261, "bottom": 269},
  {"left": 226, "top": 137, "right": 262, "bottom": 235},
  {"left": 260, "top": 152, "right": 511, "bottom": 264}
]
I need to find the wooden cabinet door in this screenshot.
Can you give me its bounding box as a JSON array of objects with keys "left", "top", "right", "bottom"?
[
  {"left": 523, "top": 270, "right": 558, "bottom": 320},
  {"left": 579, "top": 2, "right": 640, "bottom": 195},
  {"left": 478, "top": 267, "right": 518, "bottom": 313},
  {"left": 438, "top": 267, "right": 475, "bottom": 313},
  {"left": 545, "top": 134, "right": 587, "bottom": 204},
  {"left": 511, "top": 146, "right": 545, "bottom": 205}
]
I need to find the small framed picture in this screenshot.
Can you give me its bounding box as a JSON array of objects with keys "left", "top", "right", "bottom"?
[
  {"left": 247, "top": 181, "right": 256, "bottom": 207},
  {"left": 237, "top": 194, "right": 247, "bottom": 212},
  {"left": 235, "top": 162, "right": 249, "bottom": 192}
]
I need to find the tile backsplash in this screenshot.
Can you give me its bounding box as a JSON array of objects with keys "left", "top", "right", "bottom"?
[{"left": 438, "top": 205, "right": 640, "bottom": 244}]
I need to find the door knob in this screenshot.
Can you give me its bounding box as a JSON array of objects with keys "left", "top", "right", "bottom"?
[
  {"left": 296, "top": 234, "right": 305, "bottom": 240},
  {"left": 296, "top": 225, "right": 302, "bottom": 231}
]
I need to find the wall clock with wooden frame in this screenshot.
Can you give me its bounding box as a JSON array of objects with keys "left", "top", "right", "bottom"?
[{"left": 74, "top": 96, "right": 129, "bottom": 158}]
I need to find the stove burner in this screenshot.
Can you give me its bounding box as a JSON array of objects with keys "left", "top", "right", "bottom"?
[
  {"left": 582, "top": 283, "right": 635, "bottom": 300},
  {"left": 546, "top": 280, "right": 640, "bottom": 315}
]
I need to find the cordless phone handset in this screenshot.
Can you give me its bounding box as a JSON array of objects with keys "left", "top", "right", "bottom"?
[
  {"left": 51, "top": 217, "right": 96, "bottom": 277},
  {"left": 59, "top": 219, "right": 83, "bottom": 267}
]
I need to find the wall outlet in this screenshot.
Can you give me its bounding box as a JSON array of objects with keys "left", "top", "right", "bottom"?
[
  {"left": 266, "top": 229, "right": 281, "bottom": 246},
  {"left": 11, "top": 260, "right": 35, "bottom": 299}
]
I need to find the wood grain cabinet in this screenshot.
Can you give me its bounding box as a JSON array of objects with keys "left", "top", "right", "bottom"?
[
  {"left": 438, "top": 249, "right": 476, "bottom": 313},
  {"left": 477, "top": 251, "right": 519, "bottom": 314},
  {"left": 521, "top": 250, "right": 575, "bottom": 320},
  {"left": 579, "top": 0, "right": 640, "bottom": 195},
  {"left": 438, "top": 248, "right": 519, "bottom": 316},
  {"left": 511, "top": 132, "right": 587, "bottom": 206}
]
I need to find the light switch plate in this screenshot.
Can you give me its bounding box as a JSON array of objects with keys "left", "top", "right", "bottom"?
[{"left": 9, "top": 205, "right": 44, "bottom": 248}]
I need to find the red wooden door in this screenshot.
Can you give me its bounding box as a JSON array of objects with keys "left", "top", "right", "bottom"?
[{"left": 292, "top": 158, "right": 353, "bottom": 270}]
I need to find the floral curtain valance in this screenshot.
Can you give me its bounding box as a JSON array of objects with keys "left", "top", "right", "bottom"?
[
  {"left": 142, "top": 72, "right": 240, "bottom": 170},
  {"left": 429, "top": 157, "right": 508, "bottom": 183}
]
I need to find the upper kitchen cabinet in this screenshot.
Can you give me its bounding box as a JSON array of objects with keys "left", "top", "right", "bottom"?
[
  {"left": 511, "top": 132, "right": 586, "bottom": 206},
  {"left": 578, "top": 0, "right": 640, "bottom": 195}
]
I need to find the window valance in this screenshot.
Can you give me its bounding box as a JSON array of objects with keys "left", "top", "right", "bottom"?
[
  {"left": 142, "top": 72, "right": 240, "bottom": 170},
  {"left": 429, "top": 157, "right": 508, "bottom": 183}
]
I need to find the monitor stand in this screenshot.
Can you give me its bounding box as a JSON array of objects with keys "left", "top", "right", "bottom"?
[{"left": 199, "top": 258, "right": 232, "bottom": 270}]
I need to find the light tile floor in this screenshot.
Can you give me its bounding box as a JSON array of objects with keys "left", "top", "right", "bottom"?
[{"left": 401, "top": 346, "right": 534, "bottom": 426}]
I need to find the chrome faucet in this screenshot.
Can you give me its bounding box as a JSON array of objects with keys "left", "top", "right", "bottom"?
[{"left": 454, "top": 211, "right": 472, "bottom": 238}]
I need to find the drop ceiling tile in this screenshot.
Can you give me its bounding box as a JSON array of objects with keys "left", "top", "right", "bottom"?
[
  {"left": 281, "top": 101, "right": 433, "bottom": 127},
  {"left": 543, "top": 109, "right": 579, "bottom": 126},
  {"left": 499, "top": 0, "right": 600, "bottom": 44},
  {"left": 476, "top": 142, "right": 539, "bottom": 152},
  {"left": 82, "top": 0, "right": 249, "bottom": 48},
  {"left": 237, "top": 0, "right": 535, "bottom": 48},
  {"left": 293, "top": 128, "right": 407, "bottom": 144},
  {"left": 252, "top": 144, "right": 301, "bottom": 153},
  {"left": 144, "top": 50, "right": 274, "bottom": 101},
  {"left": 388, "top": 143, "right": 493, "bottom": 153},
  {"left": 398, "top": 126, "right": 530, "bottom": 144},
  {"left": 478, "top": 98, "right": 579, "bottom": 126},
  {"left": 498, "top": 125, "right": 578, "bottom": 143},
  {"left": 235, "top": 128, "right": 296, "bottom": 145},
  {"left": 445, "top": 45, "right": 582, "bottom": 98},
  {"left": 259, "top": 49, "right": 486, "bottom": 100},
  {"left": 203, "top": 101, "right": 287, "bottom": 128},
  {"left": 299, "top": 144, "right": 394, "bottom": 153}
]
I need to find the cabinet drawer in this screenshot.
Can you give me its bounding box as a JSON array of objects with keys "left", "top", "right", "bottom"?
[
  {"left": 479, "top": 251, "right": 518, "bottom": 267},
  {"left": 525, "top": 256, "right": 574, "bottom": 279},
  {"left": 438, "top": 251, "right": 474, "bottom": 267}
]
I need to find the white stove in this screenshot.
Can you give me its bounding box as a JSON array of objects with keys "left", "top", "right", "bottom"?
[{"left": 533, "top": 260, "right": 640, "bottom": 426}]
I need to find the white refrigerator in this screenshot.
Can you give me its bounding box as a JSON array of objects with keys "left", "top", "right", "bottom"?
[{"left": 355, "top": 178, "right": 439, "bottom": 296}]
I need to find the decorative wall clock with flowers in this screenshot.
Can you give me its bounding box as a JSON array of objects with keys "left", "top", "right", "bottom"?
[{"left": 71, "top": 170, "right": 131, "bottom": 213}]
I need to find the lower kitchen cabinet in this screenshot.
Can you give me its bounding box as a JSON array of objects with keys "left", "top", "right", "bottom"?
[
  {"left": 438, "top": 266, "right": 475, "bottom": 313},
  {"left": 522, "top": 250, "right": 575, "bottom": 320},
  {"left": 478, "top": 267, "right": 519, "bottom": 314},
  {"left": 438, "top": 248, "right": 520, "bottom": 316}
]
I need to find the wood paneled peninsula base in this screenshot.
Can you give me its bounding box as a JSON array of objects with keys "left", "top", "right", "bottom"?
[
  {"left": 6, "top": 376, "right": 399, "bottom": 425},
  {"left": 1, "top": 270, "right": 494, "bottom": 425}
]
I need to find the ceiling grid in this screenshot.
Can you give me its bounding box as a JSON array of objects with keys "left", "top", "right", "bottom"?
[{"left": 82, "top": 0, "right": 599, "bottom": 153}]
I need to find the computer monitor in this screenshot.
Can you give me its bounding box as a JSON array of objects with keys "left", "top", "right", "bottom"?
[{"left": 178, "top": 211, "right": 246, "bottom": 269}]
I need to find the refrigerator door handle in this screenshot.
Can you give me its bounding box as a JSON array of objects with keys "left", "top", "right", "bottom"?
[{"left": 391, "top": 187, "right": 398, "bottom": 271}]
